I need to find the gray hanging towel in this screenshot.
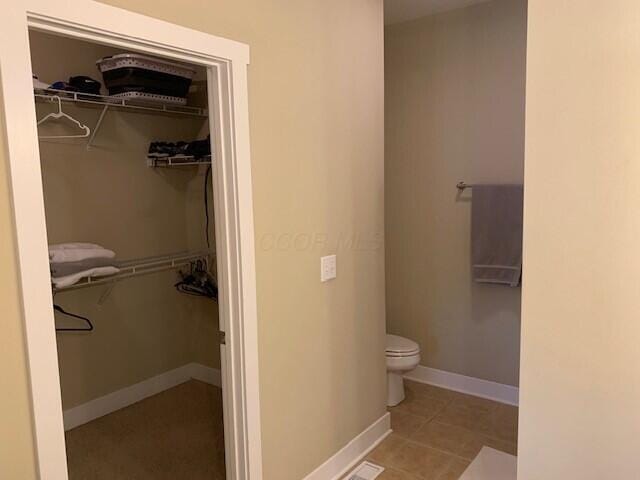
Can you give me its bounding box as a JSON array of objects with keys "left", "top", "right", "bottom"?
[{"left": 471, "top": 184, "right": 524, "bottom": 287}]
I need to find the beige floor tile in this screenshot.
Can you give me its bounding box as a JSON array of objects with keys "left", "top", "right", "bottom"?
[
  {"left": 391, "top": 410, "right": 428, "bottom": 439},
  {"left": 368, "top": 434, "right": 408, "bottom": 466},
  {"left": 478, "top": 435, "right": 517, "bottom": 456},
  {"left": 381, "top": 384, "right": 518, "bottom": 480},
  {"left": 438, "top": 458, "right": 471, "bottom": 480},
  {"left": 391, "top": 389, "right": 449, "bottom": 420},
  {"left": 473, "top": 409, "right": 518, "bottom": 443},
  {"left": 433, "top": 403, "right": 518, "bottom": 450},
  {"left": 496, "top": 404, "right": 519, "bottom": 424},
  {"left": 386, "top": 441, "right": 460, "bottom": 479},
  {"left": 404, "top": 381, "right": 456, "bottom": 401},
  {"left": 409, "top": 421, "right": 479, "bottom": 460},
  {"left": 449, "top": 393, "right": 501, "bottom": 414},
  {"left": 378, "top": 466, "right": 422, "bottom": 480},
  {"left": 434, "top": 403, "right": 489, "bottom": 432}
]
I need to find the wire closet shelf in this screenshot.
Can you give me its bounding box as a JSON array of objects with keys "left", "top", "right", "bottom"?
[
  {"left": 147, "top": 155, "right": 212, "bottom": 167},
  {"left": 35, "top": 88, "right": 208, "bottom": 149},
  {"left": 53, "top": 251, "right": 213, "bottom": 292},
  {"left": 34, "top": 88, "right": 208, "bottom": 117}
]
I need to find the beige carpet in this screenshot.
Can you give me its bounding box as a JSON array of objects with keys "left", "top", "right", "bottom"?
[{"left": 65, "top": 380, "right": 226, "bottom": 479}]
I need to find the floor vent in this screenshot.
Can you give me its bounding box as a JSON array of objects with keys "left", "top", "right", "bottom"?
[{"left": 346, "top": 461, "right": 385, "bottom": 480}]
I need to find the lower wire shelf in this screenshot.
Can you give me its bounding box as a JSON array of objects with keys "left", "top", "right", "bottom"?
[
  {"left": 147, "top": 155, "right": 212, "bottom": 167},
  {"left": 53, "top": 251, "right": 213, "bottom": 292}
]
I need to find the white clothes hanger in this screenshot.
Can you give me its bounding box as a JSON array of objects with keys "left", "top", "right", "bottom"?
[{"left": 37, "top": 96, "right": 91, "bottom": 139}]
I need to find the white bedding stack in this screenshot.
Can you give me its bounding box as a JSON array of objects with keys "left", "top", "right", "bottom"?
[{"left": 49, "top": 243, "right": 119, "bottom": 288}]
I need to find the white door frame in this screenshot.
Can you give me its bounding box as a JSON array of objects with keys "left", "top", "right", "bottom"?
[{"left": 0, "top": 2, "right": 262, "bottom": 479}]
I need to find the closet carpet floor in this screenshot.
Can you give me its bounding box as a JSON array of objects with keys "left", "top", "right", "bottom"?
[
  {"left": 65, "top": 380, "right": 226, "bottom": 480},
  {"left": 361, "top": 380, "right": 518, "bottom": 480}
]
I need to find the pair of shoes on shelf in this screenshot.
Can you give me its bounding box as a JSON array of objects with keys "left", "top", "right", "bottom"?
[
  {"left": 185, "top": 137, "right": 210, "bottom": 158},
  {"left": 148, "top": 136, "right": 210, "bottom": 159},
  {"left": 49, "top": 76, "right": 102, "bottom": 96},
  {"left": 148, "top": 141, "right": 188, "bottom": 158}
]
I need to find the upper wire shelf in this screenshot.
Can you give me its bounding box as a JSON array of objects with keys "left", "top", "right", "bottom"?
[
  {"left": 53, "top": 250, "right": 212, "bottom": 292},
  {"left": 35, "top": 88, "right": 208, "bottom": 148},
  {"left": 34, "top": 88, "right": 208, "bottom": 117}
]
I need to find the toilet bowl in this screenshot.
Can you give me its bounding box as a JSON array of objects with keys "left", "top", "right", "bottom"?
[{"left": 386, "top": 334, "right": 421, "bottom": 407}]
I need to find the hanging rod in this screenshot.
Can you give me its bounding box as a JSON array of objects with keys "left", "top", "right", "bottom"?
[
  {"left": 53, "top": 250, "right": 213, "bottom": 292},
  {"left": 456, "top": 181, "right": 473, "bottom": 191}
]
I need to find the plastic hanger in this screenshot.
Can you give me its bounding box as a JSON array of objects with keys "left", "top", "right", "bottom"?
[
  {"left": 54, "top": 304, "right": 94, "bottom": 332},
  {"left": 37, "top": 95, "right": 91, "bottom": 139}
]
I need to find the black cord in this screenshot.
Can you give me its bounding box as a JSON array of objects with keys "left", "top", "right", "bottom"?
[
  {"left": 204, "top": 164, "right": 211, "bottom": 249},
  {"left": 54, "top": 304, "right": 94, "bottom": 332}
]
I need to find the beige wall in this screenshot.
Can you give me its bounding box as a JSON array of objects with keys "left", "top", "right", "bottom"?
[
  {"left": 30, "top": 31, "right": 219, "bottom": 409},
  {"left": 519, "top": 0, "right": 640, "bottom": 478},
  {"left": 385, "top": 0, "right": 527, "bottom": 387},
  {"left": 0, "top": 1, "right": 386, "bottom": 479}
]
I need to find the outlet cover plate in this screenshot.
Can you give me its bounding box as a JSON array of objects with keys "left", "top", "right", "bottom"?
[{"left": 320, "top": 254, "right": 337, "bottom": 282}]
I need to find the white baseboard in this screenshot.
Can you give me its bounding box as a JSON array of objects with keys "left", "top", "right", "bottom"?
[
  {"left": 404, "top": 365, "right": 519, "bottom": 406},
  {"left": 303, "top": 412, "right": 391, "bottom": 480},
  {"left": 63, "top": 363, "right": 221, "bottom": 431},
  {"left": 190, "top": 362, "right": 222, "bottom": 386}
]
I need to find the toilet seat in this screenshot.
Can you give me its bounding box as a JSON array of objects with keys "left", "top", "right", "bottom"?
[{"left": 386, "top": 334, "right": 420, "bottom": 357}]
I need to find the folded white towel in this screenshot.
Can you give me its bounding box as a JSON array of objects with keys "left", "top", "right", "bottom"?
[
  {"left": 49, "top": 243, "right": 104, "bottom": 251},
  {"left": 49, "top": 243, "right": 116, "bottom": 264},
  {"left": 52, "top": 266, "right": 120, "bottom": 288}
]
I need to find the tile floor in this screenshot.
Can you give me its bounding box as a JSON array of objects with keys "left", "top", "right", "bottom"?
[
  {"left": 363, "top": 381, "right": 518, "bottom": 480},
  {"left": 65, "top": 380, "right": 226, "bottom": 479}
]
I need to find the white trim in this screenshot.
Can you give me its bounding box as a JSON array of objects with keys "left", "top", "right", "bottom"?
[
  {"left": 1, "top": 2, "right": 261, "bottom": 479},
  {"left": 190, "top": 363, "right": 223, "bottom": 386},
  {"left": 303, "top": 413, "right": 391, "bottom": 480},
  {"left": 63, "top": 364, "right": 222, "bottom": 431},
  {"left": 26, "top": 1, "right": 249, "bottom": 65},
  {"left": 459, "top": 447, "right": 517, "bottom": 480},
  {"left": 404, "top": 366, "right": 519, "bottom": 406}
]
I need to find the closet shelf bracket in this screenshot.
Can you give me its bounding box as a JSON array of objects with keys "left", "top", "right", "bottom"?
[{"left": 86, "top": 104, "right": 110, "bottom": 149}]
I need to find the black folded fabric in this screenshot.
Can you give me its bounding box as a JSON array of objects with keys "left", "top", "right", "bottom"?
[{"left": 69, "top": 76, "right": 102, "bottom": 95}]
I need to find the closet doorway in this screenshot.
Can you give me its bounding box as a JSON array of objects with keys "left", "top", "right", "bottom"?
[{"left": 1, "top": 2, "right": 261, "bottom": 479}]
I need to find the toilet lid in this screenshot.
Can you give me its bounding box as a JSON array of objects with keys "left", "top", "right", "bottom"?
[{"left": 386, "top": 334, "right": 420, "bottom": 356}]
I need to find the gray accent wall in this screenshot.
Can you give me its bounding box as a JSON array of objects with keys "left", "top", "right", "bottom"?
[{"left": 385, "top": 0, "right": 527, "bottom": 387}]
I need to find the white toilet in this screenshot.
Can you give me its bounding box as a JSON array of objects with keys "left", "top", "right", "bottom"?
[{"left": 386, "top": 334, "right": 421, "bottom": 407}]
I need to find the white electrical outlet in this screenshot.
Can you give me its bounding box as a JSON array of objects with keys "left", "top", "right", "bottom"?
[{"left": 320, "top": 255, "right": 337, "bottom": 282}]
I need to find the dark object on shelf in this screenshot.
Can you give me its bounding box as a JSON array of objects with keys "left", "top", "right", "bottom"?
[
  {"left": 69, "top": 76, "right": 102, "bottom": 95},
  {"left": 97, "top": 53, "right": 196, "bottom": 100},
  {"left": 186, "top": 136, "right": 211, "bottom": 158},
  {"left": 148, "top": 136, "right": 211, "bottom": 159},
  {"left": 175, "top": 260, "right": 217, "bottom": 301},
  {"left": 49, "top": 81, "right": 78, "bottom": 92},
  {"left": 148, "top": 141, "right": 188, "bottom": 158}
]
